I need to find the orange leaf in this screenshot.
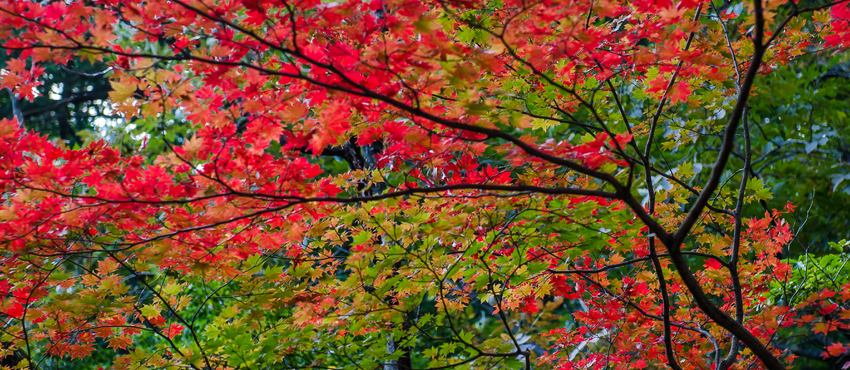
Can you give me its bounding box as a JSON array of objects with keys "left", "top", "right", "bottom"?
[
  {"left": 108, "top": 335, "right": 134, "bottom": 350},
  {"left": 0, "top": 117, "right": 20, "bottom": 138}
]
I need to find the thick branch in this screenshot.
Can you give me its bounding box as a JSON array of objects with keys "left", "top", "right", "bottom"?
[{"left": 663, "top": 1, "right": 785, "bottom": 369}]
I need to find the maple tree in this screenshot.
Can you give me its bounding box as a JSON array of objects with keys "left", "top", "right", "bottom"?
[{"left": 1, "top": 0, "right": 850, "bottom": 369}]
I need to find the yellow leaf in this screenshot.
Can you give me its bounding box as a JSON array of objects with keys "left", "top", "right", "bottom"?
[
  {"left": 813, "top": 9, "right": 832, "bottom": 25},
  {"left": 536, "top": 281, "right": 552, "bottom": 298},
  {"left": 109, "top": 80, "right": 136, "bottom": 102},
  {"left": 709, "top": 235, "right": 732, "bottom": 257},
  {"left": 531, "top": 118, "right": 557, "bottom": 131}
]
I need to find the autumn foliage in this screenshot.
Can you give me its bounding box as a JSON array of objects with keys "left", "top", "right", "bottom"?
[{"left": 1, "top": 0, "right": 850, "bottom": 369}]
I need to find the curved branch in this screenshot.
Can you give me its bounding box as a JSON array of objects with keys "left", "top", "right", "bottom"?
[{"left": 664, "top": 1, "right": 785, "bottom": 368}]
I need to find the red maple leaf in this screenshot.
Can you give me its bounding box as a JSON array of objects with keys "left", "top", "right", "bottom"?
[
  {"left": 704, "top": 258, "right": 722, "bottom": 270},
  {"left": 2, "top": 302, "right": 24, "bottom": 319},
  {"left": 165, "top": 323, "right": 185, "bottom": 339},
  {"left": 669, "top": 81, "right": 691, "bottom": 104},
  {"left": 823, "top": 342, "right": 847, "bottom": 359}
]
